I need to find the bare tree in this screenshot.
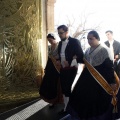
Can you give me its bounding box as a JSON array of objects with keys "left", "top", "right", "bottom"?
[
  {"left": 55, "top": 12, "right": 101, "bottom": 40},
  {"left": 55, "top": 12, "right": 101, "bottom": 51}
]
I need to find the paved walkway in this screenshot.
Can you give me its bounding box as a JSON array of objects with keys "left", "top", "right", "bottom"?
[{"left": 0, "top": 98, "right": 71, "bottom": 120}]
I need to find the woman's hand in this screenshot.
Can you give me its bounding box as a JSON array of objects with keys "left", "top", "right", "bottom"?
[
  {"left": 63, "top": 60, "right": 69, "bottom": 67},
  {"left": 110, "top": 83, "right": 117, "bottom": 91},
  {"left": 56, "top": 60, "right": 61, "bottom": 66}
]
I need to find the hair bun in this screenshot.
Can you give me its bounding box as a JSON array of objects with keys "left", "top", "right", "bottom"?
[{"left": 47, "top": 33, "right": 56, "bottom": 39}]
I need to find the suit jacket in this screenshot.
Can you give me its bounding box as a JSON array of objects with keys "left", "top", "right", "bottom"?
[
  {"left": 104, "top": 40, "right": 120, "bottom": 58},
  {"left": 58, "top": 37, "right": 84, "bottom": 96},
  {"left": 58, "top": 37, "right": 84, "bottom": 65}
]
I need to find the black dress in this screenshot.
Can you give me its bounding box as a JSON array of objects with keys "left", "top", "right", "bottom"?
[
  {"left": 68, "top": 45, "right": 117, "bottom": 120},
  {"left": 39, "top": 57, "right": 63, "bottom": 104}
]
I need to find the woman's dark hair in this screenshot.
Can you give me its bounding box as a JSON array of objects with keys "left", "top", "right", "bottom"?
[
  {"left": 88, "top": 30, "right": 100, "bottom": 41},
  {"left": 47, "top": 33, "right": 56, "bottom": 40},
  {"left": 57, "top": 25, "right": 68, "bottom": 32}
]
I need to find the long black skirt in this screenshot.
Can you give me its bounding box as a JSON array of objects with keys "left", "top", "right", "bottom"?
[
  {"left": 39, "top": 57, "right": 63, "bottom": 104},
  {"left": 68, "top": 67, "right": 113, "bottom": 119}
]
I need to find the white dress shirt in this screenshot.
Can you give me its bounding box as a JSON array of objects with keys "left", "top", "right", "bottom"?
[
  {"left": 60, "top": 39, "right": 69, "bottom": 68},
  {"left": 109, "top": 40, "right": 114, "bottom": 60}
]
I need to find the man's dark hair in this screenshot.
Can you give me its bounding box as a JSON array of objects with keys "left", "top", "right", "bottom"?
[
  {"left": 57, "top": 25, "right": 68, "bottom": 32},
  {"left": 88, "top": 30, "right": 100, "bottom": 41},
  {"left": 105, "top": 30, "right": 113, "bottom": 34}
]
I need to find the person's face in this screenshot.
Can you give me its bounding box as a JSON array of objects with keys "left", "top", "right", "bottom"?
[
  {"left": 58, "top": 28, "right": 68, "bottom": 41},
  {"left": 87, "top": 34, "right": 99, "bottom": 47},
  {"left": 47, "top": 38, "right": 56, "bottom": 45},
  {"left": 106, "top": 32, "right": 113, "bottom": 40}
]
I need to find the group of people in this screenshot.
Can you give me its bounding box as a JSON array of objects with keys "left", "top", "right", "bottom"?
[{"left": 39, "top": 25, "right": 120, "bottom": 120}]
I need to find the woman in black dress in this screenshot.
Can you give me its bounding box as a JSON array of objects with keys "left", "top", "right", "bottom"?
[
  {"left": 67, "top": 31, "right": 119, "bottom": 120},
  {"left": 39, "top": 33, "right": 63, "bottom": 107}
]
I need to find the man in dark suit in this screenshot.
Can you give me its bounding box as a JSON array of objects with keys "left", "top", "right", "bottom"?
[
  {"left": 57, "top": 25, "right": 84, "bottom": 113},
  {"left": 105, "top": 30, "right": 120, "bottom": 78}
]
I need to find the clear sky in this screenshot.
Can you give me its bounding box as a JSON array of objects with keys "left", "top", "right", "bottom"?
[{"left": 54, "top": 0, "right": 120, "bottom": 42}]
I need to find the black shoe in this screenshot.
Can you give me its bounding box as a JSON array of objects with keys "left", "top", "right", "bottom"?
[
  {"left": 58, "top": 109, "right": 68, "bottom": 115},
  {"left": 49, "top": 104, "right": 54, "bottom": 109}
]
